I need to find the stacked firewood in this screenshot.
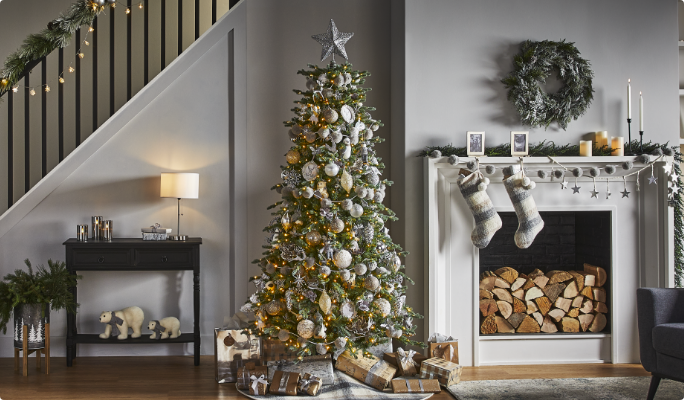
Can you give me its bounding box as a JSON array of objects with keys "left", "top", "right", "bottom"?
[{"left": 479, "top": 264, "right": 608, "bottom": 334}]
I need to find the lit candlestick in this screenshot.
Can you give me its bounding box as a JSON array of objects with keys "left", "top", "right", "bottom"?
[
  {"left": 611, "top": 137, "right": 624, "bottom": 156},
  {"left": 639, "top": 92, "right": 643, "bottom": 131},
  {"left": 595, "top": 131, "right": 608, "bottom": 149},
  {"left": 580, "top": 140, "right": 592, "bottom": 157},
  {"left": 627, "top": 79, "right": 632, "bottom": 119}
]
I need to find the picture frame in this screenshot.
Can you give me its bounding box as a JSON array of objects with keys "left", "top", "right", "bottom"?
[
  {"left": 467, "top": 131, "right": 485, "bottom": 156},
  {"left": 510, "top": 131, "right": 529, "bottom": 156}
]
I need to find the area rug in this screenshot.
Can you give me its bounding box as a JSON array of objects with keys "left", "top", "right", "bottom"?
[
  {"left": 237, "top": 371, "right": 433, "bottom": 400},
  {"left": 447, "top": 376, "right": 684, "bottom": 400}
]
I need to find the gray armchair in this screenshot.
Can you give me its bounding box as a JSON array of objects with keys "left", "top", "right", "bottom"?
[{"left": 636, "top": 288, "right": 684, "bottom": 400}]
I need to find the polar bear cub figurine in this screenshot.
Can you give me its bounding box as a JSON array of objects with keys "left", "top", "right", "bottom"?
[
  {"left": 99, "top": 306, "right": 144, "bottom": 340},
  {"left": 148, "top": 317, "right": 181, "bottom": 339}
]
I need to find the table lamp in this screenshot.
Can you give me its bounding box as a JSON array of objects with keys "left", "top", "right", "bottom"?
[{"left": 160, "top": 172, "right": 199, "bottom": 241}]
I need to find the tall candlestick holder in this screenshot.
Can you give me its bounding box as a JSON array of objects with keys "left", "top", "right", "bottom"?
[
  {"left": 627, "top": 118, "right": 632, "bottom": 155},
  {"left": 640, "top": 130, "right": 644, "bottom": 154}
]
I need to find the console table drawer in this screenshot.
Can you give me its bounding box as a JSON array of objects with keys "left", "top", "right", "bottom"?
[
  {"left": 72, "top": 249, "right": 131, "bottom": 266},
  {"left": 135, "top": 249, "right": 193, "bottom": 266}
]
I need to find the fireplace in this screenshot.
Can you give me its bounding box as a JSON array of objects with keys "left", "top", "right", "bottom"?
[
  {"left": 479, "top": 211, "right": 611, "bottom": 335},
  {"left": 425, "top": 156, "right": 675, "bottom": 366}
]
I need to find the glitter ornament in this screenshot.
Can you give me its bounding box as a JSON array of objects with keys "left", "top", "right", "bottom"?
[
  {"left": 340, "top": 105, "right": 355, "bottom": 123},
  {"left": 316, "top": 343, "right": 328, "bottom": 355},
  {"left": 364, "top": 275, "right": 380, "bottom": 291},
  {"left": 333, "top": 250, "right": 352, "bottom": 268},
  {"left": 297, "top": 319, "right": 315, "bottom": 339},
  {"left": 318, "top": 127, "right": 330, "bottom": 139},
  {"left": 302, "top": 187, "right": 314, "bottom": 198},
  {"left": 305, "top": 231, "right": 322, "bottom": 245},
  {"left": 330, "top": 218, "right": 345, "bottom": 233},
  {"left": 341, "top": 199, "right": 353, "bottom": 211},
  {"left": 341, "top": 301, "right": 355, "bottom": 318},
  {"left": 340, "top": 269, "right": 351, "bottom": 281},
  {"left": 319, "top": 291, "right": 332, "bottom": 314},
  {"left": 286, "top": 150, "right": 300, "bottom": 164},
  {"left": 354, "top": 263, "right": 367, "bottom": 275},
  {"left": 323, "top": 109, "right": 338, "bottom": 123},
  {"left": 324, "top": 163, "right": 340, "bottom": 176},
  {"left": 278, "top": 329, "right": 290, "bottom": 342},
  {"left": 265, "top": 300, "right": 283, "bottom": 315},
  {"left": 368, "top": 261, "right": 377, "bottom": 271},
  {"left": 302, "top": 161, "right": 319, "bottom": 181},
  {"left": 350, "top": 204, "right": 364, "bottom": 218},
  {"left": 373, "top": 298, "right": 391, "bottom": 317},
  {"left": 367, "top": 172, "right": 380, "bottom": 186},
  {"left": 319, "top": 266, "right": 331, "bottom": 277}
]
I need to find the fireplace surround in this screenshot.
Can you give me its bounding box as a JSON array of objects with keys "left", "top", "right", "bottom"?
[{"left": 425, "top": 156, "right": 675, "bottom": 366}]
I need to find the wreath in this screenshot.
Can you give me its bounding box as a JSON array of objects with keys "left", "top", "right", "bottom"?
[{"left": 501, "top": 40, "right": 594, "bottom": 130}]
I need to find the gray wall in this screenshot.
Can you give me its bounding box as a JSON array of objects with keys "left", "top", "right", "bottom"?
[{"left": 393, "top": 0, "right": 679, "bottom": 341}]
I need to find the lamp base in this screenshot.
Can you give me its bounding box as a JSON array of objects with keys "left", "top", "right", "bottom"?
[{"left": 168, "top": 235, "right": 188, "bottom": 241}]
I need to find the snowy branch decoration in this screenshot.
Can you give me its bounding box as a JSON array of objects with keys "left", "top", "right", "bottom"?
[{"left": 501, "top": 40, "right": 594, "bottom": 130}]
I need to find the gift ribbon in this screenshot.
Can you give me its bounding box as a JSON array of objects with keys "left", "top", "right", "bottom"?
[
  {"left": 397, "top": 347, "right": 417, "bottom": 367},
  {"left": 278, "top": 372, "right": 291, "bottom": 394},
  {"left": 405, "top": 380, "right": 426, "bottom": 393},
  {"left": 427, "top": 332, "right": 454, "bottom": 343},
  {"left": 299, "top": 375, "right": 321, "bottom": 393},
  {"left": 365, "top": 360, "right": 389, "bottom": 386},
  {"left": 250, "top": 374, "right": 268, "bottom": 393}
]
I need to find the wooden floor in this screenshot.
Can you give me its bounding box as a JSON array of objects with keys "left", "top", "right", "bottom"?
[{"left": 0, "top": 356, "right": 650, "bottom": 399}]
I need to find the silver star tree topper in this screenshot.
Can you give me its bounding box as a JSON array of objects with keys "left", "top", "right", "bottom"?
[{"left": 312, "top": 19, "right": 354, "bottom": 62}]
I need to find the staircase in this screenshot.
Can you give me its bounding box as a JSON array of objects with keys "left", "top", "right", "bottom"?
[{"left": 0, "top": 0, "right": 237, "bottom": 215}]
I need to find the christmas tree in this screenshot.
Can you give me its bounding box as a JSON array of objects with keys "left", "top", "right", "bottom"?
[{"left": 241, "top": 20, "right": 422, "bottom": 358}]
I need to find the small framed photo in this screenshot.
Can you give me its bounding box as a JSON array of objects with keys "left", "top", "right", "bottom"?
[
  {"left": 510, "top": 131, "right": 529, "bottom": 156},
  {"left": 467, "top": 131, "right": 485, "bottom": 156}
]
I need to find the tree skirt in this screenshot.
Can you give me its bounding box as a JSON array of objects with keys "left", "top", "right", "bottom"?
[
  {"left": 237, "top": 371, "right": 434, "bottom": 400},
  {"left": 447, "top": 376, "right": 684, "bottom": 400}
]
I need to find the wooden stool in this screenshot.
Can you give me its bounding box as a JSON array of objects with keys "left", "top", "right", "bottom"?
[{"left": 14, "top": 323, "right": 50, "bottom": 376}]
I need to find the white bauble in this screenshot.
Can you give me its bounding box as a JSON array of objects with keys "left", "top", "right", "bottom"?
[
  {"left": 340, "top": 105, "right": 355, "bottom": 123},
  {"left": 355, "top": 121, "right": 366, "bottom": 131},
  {"left": 324, "top": 163, "right": 340, "bottom": 177},
  {"left": 317, "top": 73, "right": 328, "bottom": 83},
  {"left": 350, "top": 204, "right": 364, "bottom": 218},
  {"left": 341, "top": 199, "right": 353, "bottom": 211},
  {"left": 354, "top": 263, "right": 367, "bottom": 275},
  {"left": 368, "top": 261, "right": 377, "bottom": 271},
  {"left": 364, "top": 275, "right": 380, "bottom": 291},
  {"left": 365, "top": 129, "right": 374, "bottom": 140},
  {"left": 333, "top": 250, "right": 352, "bottom": 268},
  {"left": 322, "top": 109, "right": 338, "bottom": 123},
  {"left": 318, "top": 127, "right": 330, "bottom": 139},
  {"left": 355, "top": 186, "right": 366, "bottom": 197},
  {"left": 302, "top": 161, "right": 319, "bottom": 181},
  {"left": 366, "top": 189, "right": 375, "bottom": 200},
  {"left": 374, "top": 190, "right": 385, "bottom": 203},
  {"left": 319, "top": 266, "right": 331, "bottom": 277},
  {"left": 302, "top": 187, "right": 314, "bottom": 198},
  {"left": 332, "top": 130, "right": 344, "bottom": 143},
  {"left": 316, "top": 343, "right": 328, "bottom": 355},
  {"left": 330, "top": 218, "right": 345, "bottom": 233},
  {"left": 340, "top": 269, "right": 351, "bottom": 281},
  {"left": 371, "top": 123, "right": 380, "bottom": 131},
  {"left": 344, "top": 72, "right": 352, "bottom": 85},
  {"left": 321, "top": 198, "right": 332, "bottom": 208},
  {"left": 367, "top": 173, "right": 380, "bottom": 186},
  {"left": 297, "top": 320, "right": 315, "bottom": 339},
  {"left": 373, "top": 298, "right": 392, "bottom": 317},
  {"left": 278, "top": 329, "right": 290, "bottom": 342},
  {"left": 340, "top": 301, "right": 355, "bottom": 319}
]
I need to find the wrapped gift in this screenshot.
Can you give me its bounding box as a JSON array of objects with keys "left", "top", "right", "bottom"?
[
  {"left": 427, "top": 332, "right": 459, "bottom": 364},
  {"left": 267, "top": 354, "right": 334, "bottom": 385},
  {"left": 335, "top": 353, "right": 397, "bottom": 391},
  {"left": 391, "top": 379, "right": 442, "bottom": 393},
  {"left": 383, "top": 351, "right": 428, "bottom": 369},
  {"left": 393, "top": 348, "right": 421, "bottom": 376},
  {"left": 262, "top": 338, "right": 299, "bottom": 363},
  {"left": 215, "top": 313, "right": 260, "bottom": 383},
  {"left": 270, "top": 371, "right": 300, "bottom": 396},
  {"left": 248, "top": 374, "right": 269, "bottom": 395},
  {"left": 298, "top": 373, "right": 322, "bottom": 396},
  {"left": 420, "top": 357, "right": 462, "bottom": 386},
  {"left": 237, "top": 365, "right": 268, "bottom": 390}
]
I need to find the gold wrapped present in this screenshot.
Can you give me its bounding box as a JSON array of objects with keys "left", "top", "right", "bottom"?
[
  {"left": 248, "top": 374, "right": 269, "bottom": 395},
  {"left": 391, "top": 379, "right": 442, "bottom": 393},
  {"left": 270, "top": 371, "right": 300, "bottom": 396},
  {"left": 267, "top": 354, "right": 334, "bottom": 385},
  {"left": 335, "top": 353, "right": 397, "bottom": 391},
  {"left": 420, "top": 357, "right": 462, "bottom": 386},
  {"left": 427, "top": 333, "right": 459, "bottom": 364},
  {"left": 237, "top": 365, "right": 268, "bottom": 390},
  {"left": 383, "top": 351, "right": 428, "bottom": 369},
  {"left": 297, "top": 373, "right": 322, "bottom": 396},
  {"left": 394, "top": 348, "right": 421, "bottom": 376},
  {"left": 262, "top": 339, "right": 299, "bottom": 363}
]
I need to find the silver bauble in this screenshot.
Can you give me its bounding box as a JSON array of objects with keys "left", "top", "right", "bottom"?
[
  {"left": 93, "top": 0, "right": 106, "bottom": 5},
  {"left": 323, "top": 109, "right": 338, "bottom": 123},
  {"left": 318, "top": 127, "right": 330, "bottom": 139},
  {"left": 350, "top": 204, "right": 364, "bottom": 218},
  {"left": 368, "top": 261, "right": 377, "bottom": 271},
  {"left": 355, "top": 121, "right": 366, "bottom": 131},
  {"left": 333, "top": 75, "right": 345, "bottom": 86},
  {"left": 302, "top": 187, "right": 314, "bottom": 198},
  {"left": 350, "top": 131, "right": 359, "bottom": 146},
  {"left": 365, "top": 129, "right": 374, "bottom": 140},
  {"left": 297, "top": 319, "right": 315, "bottom": 339},
  {"left": 316, "top": 343, "right": 328, "bottom": 355},
  {"left": 364, "top": 275, "right": 380, "bottom": 291},
  {"left": 324, "top": 163, "right": 340, "bottom": 177},
  {"left": 354, "top": 263, "right": 367, "bottom": 275},
  {"left": 319, "top": 266, "right": 331, "bottom": 277},
  {"left": 330, "top": 218, "right": 345, "bottom": 233},
  {"left": 374, "top": 190, "right": 385, "bottom": 203},
  {"left": 366, "top": 188, "right": 375, "bottom": 200},
  {"left": 321, "top": 198, "right": 332, "bottom": 208},
  {"left": 363, "top": 225, "right": 374, "bottom": 242},
  {"left": 302, "top": 161, "right": 319, "bottom": 181},
  {"left": 340, "top": 301, "right": 355, "bottom": 319},
  {"left": 367, "top": 173, "right": 380, "bottom": 186},
  {"left": 317, "top": 73, "right": 328, "bottom": 83},
  {"left": 291, "top": 125, "right": 303, "bottom": 135},
  {"left": 341, "top": 199, "right": 353, "bottom": 211},
  {"left": 278, "top": 329, "right": 290, "bottom": 342},
  {"left": 322, "top": 88, "right": 334, "bottom": 98},
  {"left": 335, "top": 336, "right": 348, "bottom": 350},
  {"left": 265, "top": 300, "right": 283, "bottom": 315},
  {"left": 355, "top": 186, "right": 367, "bottom": 197},
  {"left": 305, "top": 257, "right": 316, "bottom": 267},
  {"left": 371, "top": 123, "right": 380, "bottom": 131},
  {"left": 304, "top": 130, "right": 317, "bottom": 143},
  {"left": 373, "top": 298, "right": 392, "bottom": 317},
  {"left": 340, "top": 269, "right": 351, "bottom": 281},
  {"left": 332, "top": 130, "right": 344, "bottom": 143},
  {"left": 333, "top": 250, "right": 352, "bottom": 268}
]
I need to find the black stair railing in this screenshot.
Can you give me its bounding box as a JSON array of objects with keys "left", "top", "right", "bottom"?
[{"left": 1, "top": 0, "right": 235, "bottom": 213}]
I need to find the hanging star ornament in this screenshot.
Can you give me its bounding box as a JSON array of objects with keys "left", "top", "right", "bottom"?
[
  {"left": 572, "top": 184, "right": 581, "bottom": 194},
  {"left": 590, "top": 189, "right": 599, "bottom": 198},
  {"left": 606, "top": 190, "right": 611, "bottom": 199},
  {"left": 560, "top": 180, "right": 569, "bottom": 190},
  {"left": 663, "top": 162, "right": 672, "bottom": 175},
  {"left": 621, "top": 189, "right": 630, "bottom": 198},
  {"left": 648, "top": 175, "right": 658, "bottom": 185},
  {"left": 312, "top": 19, "right": 354, "bottom": 62}
]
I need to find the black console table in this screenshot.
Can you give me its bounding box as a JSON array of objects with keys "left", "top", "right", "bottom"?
[{"left": 63, "top": 238, "right": 202, "bottom": 366}]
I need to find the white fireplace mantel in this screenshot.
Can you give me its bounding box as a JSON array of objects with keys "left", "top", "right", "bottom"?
[{"left": 424, "top": 156, "right": 675, "bottom": 366}]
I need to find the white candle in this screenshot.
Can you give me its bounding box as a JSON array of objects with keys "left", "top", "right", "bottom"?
[
  {"left": 611, "top": 137, "right": 624, "bottom": 156},
  {"left": 627, "top": 79, "right": 632, "bottom": 119},
  {"left": 595, "top": 131, "right": 608, "bottom": 149},
  {"left": 580, "top": 140, "right": 592, "bottom": 157},
  {"left": 639, "top": 92, "right": 643, "bottom": 131}
]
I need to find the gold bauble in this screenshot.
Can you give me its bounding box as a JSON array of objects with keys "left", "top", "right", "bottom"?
[
  {"left": 297, "top": 319, "right": 315, "bottom": 339},
  {"left": 265, "top": 300, "right": 283, "bottom": 315},
  {"left": 330, "top": 218, "right": 345, "bottom": 233},
  {"left": 286, "top": 150, "right": 300, "bottom": 164},
  {"left": 305, "top": 231, "right": 322, "bottom": 245}
]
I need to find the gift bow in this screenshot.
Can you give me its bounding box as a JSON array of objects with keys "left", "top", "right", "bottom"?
[
  {"left": 397, "top": 347, "right": 417, "bottom": 366},
  {"left": 427, "top": 332, "right": 454, "bottom": 343},
  {"left": 300, "top": 375, "right": 321, "bottom": 392},
  {"left": 250, "top": 374, "right": 268, "bottom": 393},
  {"left": 432, "top": 343, "right": 455, "bottom": 361}
]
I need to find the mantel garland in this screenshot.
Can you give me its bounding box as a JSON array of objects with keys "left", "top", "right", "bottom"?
[
  {"left": 420, "top": 140, "right": 683, "bottom": 288},
  {"left": 501, "top": 40, "right": 594, "bottom": 130}
]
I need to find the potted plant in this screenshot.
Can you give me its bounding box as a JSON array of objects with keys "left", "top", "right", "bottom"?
[{"left": 0, "top": 259, "right": 81, "bottom": 350}]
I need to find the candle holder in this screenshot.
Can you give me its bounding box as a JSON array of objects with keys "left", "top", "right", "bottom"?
[
  {"left": 76, "top": 225, "right": 88, "bottom": 241},
  {"left": 640, "top": 131, "right": 644, "bottom": 154},
  {"left": 627, "top": 118, "right": 632, "bottom": 155},
  {"left": 91, "top": 216, "right": 103, "bottom": 240},
  {"left": 103, "top": 220, "right": 113, "bottom": 241}
]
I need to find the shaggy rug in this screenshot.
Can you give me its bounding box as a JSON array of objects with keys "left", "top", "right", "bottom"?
[
  {"left": 447, "top": 376, "right": 684, "bottom": 400},
  {"left": 237, "top": 371, "right": 434, "bottom": 400}
]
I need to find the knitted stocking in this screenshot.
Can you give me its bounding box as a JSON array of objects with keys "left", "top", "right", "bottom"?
[
  {"left": 456, "top": 170, "right": 502, "bottom": 249},
  {"left": 503, "top": 169, "right": 544, "bottom": 249}
]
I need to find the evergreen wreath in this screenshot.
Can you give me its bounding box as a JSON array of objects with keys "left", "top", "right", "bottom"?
[{"left": 501, "top": 40, "right": 594, "bottom": 130}]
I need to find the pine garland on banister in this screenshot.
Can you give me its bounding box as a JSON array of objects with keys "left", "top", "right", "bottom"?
[{"left": 420, "top": 140, "right": 683, "bottom": 287}]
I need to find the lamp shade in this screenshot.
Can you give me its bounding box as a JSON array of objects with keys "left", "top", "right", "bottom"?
[{"left": 160, "top": 173, "right": 199, "bottom": 199}]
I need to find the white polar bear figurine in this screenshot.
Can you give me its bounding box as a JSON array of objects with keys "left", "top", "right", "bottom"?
[
  {"left": 148, "top": 317, "right": 181, "bottom": 339},
  {"left": 99, "top": 306, "right": 144, "bottom": 340}
]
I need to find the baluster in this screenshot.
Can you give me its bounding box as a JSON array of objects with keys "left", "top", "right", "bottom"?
[
  {"left": 42, "top": 59, "right": 47, "bottom": 177},
  {"left": 58, "top": 47, "right": 64, "bottom": 161},
  {"left": 161, "top": 0, "right": 166, "bottom": 71},
  {"left": 127, "top": 0, "right": 132, "bottom": 101},
  {"left": 144, "top": 0, "right": 149, "bottom": 84},
  {"left": 76, "top": 29, "right": 81, "bottom": 147},
  {"left": 195, "top": 0, "right": 200, "bottom": 40},
  {"left": 212, "top": 0, "right": 217, "bottom": 24},
  {"left": 110, "top": 8, "right": 115, "bottom": 117},
  {"left": 93, "top": 18, "right": 98, "bottom": 135},
  {"left": 178, "top": 0, "right": 183, "bottom": 56},
  {"left": 24, "top": 73, "right": 30, "bottom": 193},
  {"left": 8, "top": 90, "right": 13, "bottom": 208}
]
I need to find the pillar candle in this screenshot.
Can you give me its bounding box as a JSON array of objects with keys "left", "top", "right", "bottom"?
[
  {"left": 611, "top": 137, "right": 624, "bottom": 156},
  {"left": 627, "top": 79, "right": 632, "bottom": 119},
  {"left": 639, "top": 92, "right": 644, "bottom": 131},
  {"left": 595, "top": 131, "right": 608, "bottom": 149},
  {"left": 580, "top": 140, "right": 592, "bottom": 157}
]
